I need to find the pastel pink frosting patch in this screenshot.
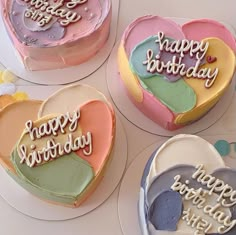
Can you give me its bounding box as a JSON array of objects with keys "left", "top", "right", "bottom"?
[
  {"left": 122, "top": 15, "right": 185, "bottom": 57},
  {"left": 182, "top": 19, "right": 236, "bottom": 52},
  {"left": 127, "top": 86, "right": 179, "bottom": 130},
  {"left": 76, "top": 100, "right": 115, "bottom": 175}
]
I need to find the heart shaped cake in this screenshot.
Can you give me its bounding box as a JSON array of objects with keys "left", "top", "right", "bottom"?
[
  {"left": 118, "top": 15, "right": 236, "bottom": 131},
  {"left": 0, "top": 84, "right": 116, "bottom": 207},
  {"left": 0, "top": 0, "right": 111, "bottom": 71},
  {"left": 139, "top": 134, "right": 236, "bottom": 235}
]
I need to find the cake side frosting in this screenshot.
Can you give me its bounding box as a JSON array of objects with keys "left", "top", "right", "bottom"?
[
  {"left": 0, "top": 0, "right": 112, "bottom": 70},
  {"left": 139, "top": 134, "right": 236, "bottom": 235},
  {"left": 118, "top": 15, "right": 236, "bottom": 131}
]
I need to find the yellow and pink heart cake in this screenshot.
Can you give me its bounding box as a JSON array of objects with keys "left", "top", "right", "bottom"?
[
  {"left": 118, "top": 15, "right": 236, "bottom": 131},
  {"left": 0, "top": 84, "right": 116, "bottom": 207},
  {"left": 0, "top": 0, "right": 111, "bottom": 71}
]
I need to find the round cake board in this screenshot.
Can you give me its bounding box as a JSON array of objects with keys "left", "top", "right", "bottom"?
[
  {"left": 117, "top": 135, "right": 236, "bottom": 235},
  {"left": 0, "top": 110, "right": 127, "bottom": 221},
  {"left": 106, "top": 41, "right": 235, "bottom": 137},
  {"left": 0, "top": 0, "right": 119, "bottom": 85}
]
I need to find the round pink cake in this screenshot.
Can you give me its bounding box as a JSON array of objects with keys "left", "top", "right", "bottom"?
[{"left": 0, "top": 0, "right": 111, "bottom": 71}]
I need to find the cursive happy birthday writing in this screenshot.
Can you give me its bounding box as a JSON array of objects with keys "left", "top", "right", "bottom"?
[
  {"left": 171, "top": 165, "right": 236, "bottom": 234},
  {"left": 21, "top": 0, "right": 88, "bottom": 27},
  {"left": 143, "top": 32, "right": 219, "bottom": 88},
  {"left": 19, "top": 110, "right": 93, "bottom": 168}
]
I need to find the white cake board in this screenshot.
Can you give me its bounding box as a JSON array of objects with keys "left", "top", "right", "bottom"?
[
  {"left": 0, "top": 84, "right": 128, "bottom": 221},
  {"left": 118, "top": 135, "right": 236, "bottom": 235},
  {"left": 0, "top": 0, "right": 119, "bottom": 85}
]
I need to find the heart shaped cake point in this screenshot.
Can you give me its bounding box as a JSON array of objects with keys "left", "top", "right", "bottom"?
[
  {"left": 139, "top": 134, "right": 236, "bottom": 235},
  {"left": 0, "top": 84, "right": 116, "bottom": 207},
  {"left": 118, "top": 15, "right": 236, "bottom": 131},
  {"left": 0, "top": 0, "right": 111, "bottom": 71}
]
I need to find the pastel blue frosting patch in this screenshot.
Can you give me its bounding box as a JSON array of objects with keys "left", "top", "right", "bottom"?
[
  {"left": 214, "top": 140, "right": 231, "bottom": 157},
  {"left": 129, "top": 36, "right": 197, "bottom": 114},
  {"left": 148, "top": 190, "right": 183, "bottom": 231},
  {"left": 130, "top": 36, "right": 162, "bottom": 79}
]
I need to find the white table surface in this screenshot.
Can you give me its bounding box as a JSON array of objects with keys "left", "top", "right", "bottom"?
[{"left": 0, "top": 0, "right": 236, "bottom": 234}]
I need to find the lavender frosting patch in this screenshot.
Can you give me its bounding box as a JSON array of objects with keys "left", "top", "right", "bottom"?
[
  {"left": 23, "top": 13, "right": 57, "bottom": 32},
  {"left": 10, "top": 1, "right": 65, "bottom": 46}
]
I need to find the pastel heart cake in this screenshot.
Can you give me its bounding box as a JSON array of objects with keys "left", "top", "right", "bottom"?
[
  {"left": 0, "top": 84, "right": 116, "bottom": 207},
  {"left": 118, "top": 15, "right": 236, "bottom": 131},
  {"left": 0, "top": 0, "right": 111, "bottom": 71},
  {"left": 139, "top": 134, "right": 236, "bottom": 235}
]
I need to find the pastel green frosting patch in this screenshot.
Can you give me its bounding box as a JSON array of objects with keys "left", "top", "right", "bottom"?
[
  {"left": 139, "top": 76, "right": 196, "bottom": 113},
  {"left": 10, "top": 147, "right": 94, "bottom": 206}
]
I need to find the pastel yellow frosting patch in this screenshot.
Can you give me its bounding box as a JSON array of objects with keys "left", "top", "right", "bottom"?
[
  {"left": 117, "top": 44, "right": 143, "bottom": 103},
  {"left": 0, "top": 71, "right": 3, "bottom": 84},
  {"left": 175, "top": 38, "right": 236, "bottom": 125},
  {"left": 17, "top": 114, "right": 82, "bottom": 166},
  {"left": 2, "top": 70, "right": 16, "bottom": 83},
  {"left": 13, "top": 92, "right": 29, "bottom": 101}
]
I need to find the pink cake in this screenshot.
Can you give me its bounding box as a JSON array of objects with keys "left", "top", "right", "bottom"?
[{"left": 0, "top": 0, "right": 111, "bottom": 71}]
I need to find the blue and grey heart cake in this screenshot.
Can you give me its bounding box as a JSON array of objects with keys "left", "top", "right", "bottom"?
[{"left": 139, "top": 134, "right": 236, "bottom": 235}]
